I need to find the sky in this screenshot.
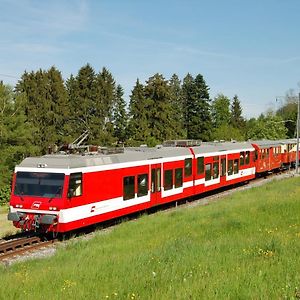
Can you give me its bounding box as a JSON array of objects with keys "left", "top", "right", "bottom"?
[{"left": 0, "top": 0, "right": 300, "bottom": 118}]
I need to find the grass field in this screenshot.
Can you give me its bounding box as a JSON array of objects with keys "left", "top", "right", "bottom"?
[
  {"left": 0, "top": 177, "right": 300, "bottom": 299},
  {"left": 0, "top": 205, "right": 18, "bottom": 238}
]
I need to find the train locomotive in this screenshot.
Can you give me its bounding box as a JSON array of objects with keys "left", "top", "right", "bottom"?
[{"left": 7, "top": 139, "right": 300, "bottom": 234}]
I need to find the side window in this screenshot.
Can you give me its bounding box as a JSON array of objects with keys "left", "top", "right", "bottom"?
[
  {"left": 221, "top": 158, "right": 226, "bottom": 176},
  {"left": 197, "top": 157, "right": 204, "bottom": 175},
  {"left": 228, "top": 160, "right": 233, "bottom": 175},
  {"left": 138, "top": 174, "right": 148, "bottom": 197},
  {"left": 205, "top": 164, "right": 212, "bottom": 181},
  {"left": 234, "top": 159, "right": 239, "bottom": 174},
  {"left": 245, "top": 151, "right": 250, "bottom": 164},
  {"left": 123, "top": 176, "right": 135, "bottom": 200},
  {"left": 164, "top": 170, "right": 173, "bottom": 191},
  {"left": 184, "top": 158, "right": 192, "bottom": 177},
  {"left": 254, "top": 151, "right": 258, "bottom": 162},
  {"left": 240, "top": 152, "right": 244, "bottom": 166},
  {"left": 175, "top": 168, "right": 183, "bottom": 188},
  {"left": 68, "top": 173, "right": 82, "bottom": 197},
  {"left": 213, "top": 162, "right": 219, "bottom": 179}
]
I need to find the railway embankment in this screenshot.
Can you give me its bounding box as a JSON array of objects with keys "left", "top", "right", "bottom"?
[{"left": 0, "top": 176, "right": 300, "bottom": 299}]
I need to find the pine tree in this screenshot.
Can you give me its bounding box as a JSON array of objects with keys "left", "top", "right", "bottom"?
[
  {"left": 182, "top": 73, "right": 195, "bottom": 138},
  {"left": 230, "top": 95, "right": 245, "bottom": 129},
  {"left": 71, "top": 64, "right": 97, "bottom": 141},
  {"left": 113, "top": 85, "right": 127, "bottom": 144},
  {"left": 94, "top": 67, "right": 117, "bottom": 145},
  {"left": 182, "top": 73, "right": 212, "bottom": 141},
  {"left": 127, "top": 79, "right": 150, "bottom": 145},
  {"left": 144, "top": 73, "right": 174, "bottom": 143},
  {"left": 46, "top": 66, "right": 70, "bottom": 144},
  {"left": 168, "top": 74, "right": 186, "bottom": 138}
]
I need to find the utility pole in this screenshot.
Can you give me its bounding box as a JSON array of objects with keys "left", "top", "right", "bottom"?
[{"left": 296, "top": 92, "right": 300, "bottom": 174}]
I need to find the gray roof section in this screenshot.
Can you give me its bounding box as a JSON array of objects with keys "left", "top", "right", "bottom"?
[
  {"left": 250, "top": 140, "right": 283, "bottom": 148},
  {"left": 192, "top": 141, "right": 254, "bottom": 155},
  {"left": 17, "top": 146, "right": 192, "bottom": 169}
]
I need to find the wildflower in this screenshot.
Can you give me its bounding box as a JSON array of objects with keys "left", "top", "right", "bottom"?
[{"left": 152, "top": 271, "right": 156, "bottom": 278}]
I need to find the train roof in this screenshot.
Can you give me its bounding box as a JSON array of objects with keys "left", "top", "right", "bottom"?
[
  {"left": 251, "top": 139, "right": 299, "bottom": 148},
  {"left": 16, "top": 146, "right": 192, "bottom": 170},
  {"left": 250, "top": 140, "right": 283, "bottom": 148},
  {"left": 191, "top": 141, "right": 254, "bottom": 155},
  {"left": 16, "top": 141, "right": 255, "bottom": 170}
]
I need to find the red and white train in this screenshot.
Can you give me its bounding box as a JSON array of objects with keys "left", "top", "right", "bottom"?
[{"left": 7, "top": 139, "right": 300, "bottom": 234}]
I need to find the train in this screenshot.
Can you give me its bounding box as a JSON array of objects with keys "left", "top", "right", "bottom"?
[{"left": 7, "top": 139, "right": 300, "bottom": 234}]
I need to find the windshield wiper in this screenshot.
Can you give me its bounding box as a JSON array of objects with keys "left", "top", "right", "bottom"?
[{"left": 48, "top": 186, "right": 63, "bottom": 203}]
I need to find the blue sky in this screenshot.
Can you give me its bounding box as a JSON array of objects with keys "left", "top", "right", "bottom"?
[{"left": 0, "top": 0, "right": 300, "bottom": 118}]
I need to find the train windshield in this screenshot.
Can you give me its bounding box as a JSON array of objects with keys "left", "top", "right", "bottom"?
[{"left": 14, "top": 172, "right": 65, "bottom": 198}]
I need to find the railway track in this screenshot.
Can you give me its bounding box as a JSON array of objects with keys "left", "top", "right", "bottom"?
[{"left": 0, "top": 235, "right": 57, "bottom": 262}]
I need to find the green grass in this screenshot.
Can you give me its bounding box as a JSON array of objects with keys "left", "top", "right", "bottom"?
[
  {"left": 0, "top": 205, "right": 18, "bottom": 238},
  {"left": 1, "top": 177, "right": 300, "bottom": 299}
]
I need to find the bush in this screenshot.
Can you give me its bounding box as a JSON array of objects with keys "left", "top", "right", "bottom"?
[{"left": 0, "top": 185, "right": 11, "bottom": 205}]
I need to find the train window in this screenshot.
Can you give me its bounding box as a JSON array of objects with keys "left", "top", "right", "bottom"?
[
  {"left": 266, "top": 149, "right": 269, "bottom": 158},
  {"left": 228, "top": 160, "right": 233, "bottom": 175},
  {"left": 254, "top": 151, "right": 258, "bottom": 162},
  {"left": 137, "top": 174, "right": 148, "bottom": 197},
  {"left": 15, "top": 172, "right": 65, "bottom": 198},
  {"left": 175, "top": 168, "right": 183, "bottom": 188},
  {"left": 221, "top": 158, "right": 226, "bottom": 176},
  {"left": 197, "top": 157, "right": 204, "bottom": 174},
  {"left": 213, "top": 156, "right": 219, "bottom": 162},
  {"left": 205, "top": 164, "right": 212, "bottom": 181},
  {"left": 234, "top": 159, "right": 239, "bottom": 174},
  {"left": 156, "top": 169, "right": 161, "bottom": 192},
  {"left": 213, "top": 162, "right": 219, "bottom": 179},
  {"left": 184, "top": 158, "right": 192, "bottom": 177},
  {"left": 245, "top": 151, "right": 250, "bottom": 164},
  {"left": 123, "top": 176, "right": 135, "bottom": 200},
  {"left": 240, "top": 152, "right": 245, "bottom": 166},
  {"left": 68, "top": 173, "right": 82, "bottom": 197},
  {"left": 164, "top": 170, "right": 173, "bottom": 191},
  {"left": 151, "top": 168, "right": 161, "bottom": 193}
]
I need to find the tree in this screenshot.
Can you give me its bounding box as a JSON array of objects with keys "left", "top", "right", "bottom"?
[
  {"left": 94, "top": 67, "right": 117, "bottom": 145},
  {"left": 230, "top": 95, "right": 245, "bottom": 129},
  {"left": 246, "top": 113, "right": 287, "bottom": 140},
  {"left": 182, "top": 73, "right": 212, "bottom": 141},
  {"left": 144, "top": 73, "right": 175, "bottom": 143},
  {"left": 168, "top": 74, "right": 185, "bottom": 138},
  {"left": 211, "top": 124, "right": 244, "bottom": 141},
  {"left": 0, "top": 83, "right": 38, "bottom": 187},
  {"left": 127, "top": 79, "right": 151, "bottom": 145},
  {"left": 69, "top": 64, "right": 97, "bottom": 142},
  {"left": 16, "top": 67, "right": 70, "bottom": 152},
  {"left": 211, "top": 94, "right": 231, "bottom": 128},
  {"left": 113, "top": 85, "right": 127, "bottom": 144},
  {"left": 276, "top": 91, "right": 298, "bottom": 138},
  {"left": 46, "top": 66, "right": 70, "bottom": 145}
]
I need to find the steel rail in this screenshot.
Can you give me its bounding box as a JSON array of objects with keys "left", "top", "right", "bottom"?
[{"left": 0, "top": 236, "right": 57, "bottom": 261}]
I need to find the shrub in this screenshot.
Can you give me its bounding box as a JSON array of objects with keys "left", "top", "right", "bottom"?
[{"left": 0, "top": 185, "right": 11, "bottom": 205}]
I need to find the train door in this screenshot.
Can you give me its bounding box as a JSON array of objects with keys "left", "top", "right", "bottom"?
[
  {"left": 150, "top": 164, "right": 161, "bottom": 206},
  {"left": 220, "top": 155, "right": 227, "bottom": 184}
]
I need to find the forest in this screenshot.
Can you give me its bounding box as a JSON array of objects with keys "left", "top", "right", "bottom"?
[{"left": 0, "top": 64, "right": 299, "bottom": 202}]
